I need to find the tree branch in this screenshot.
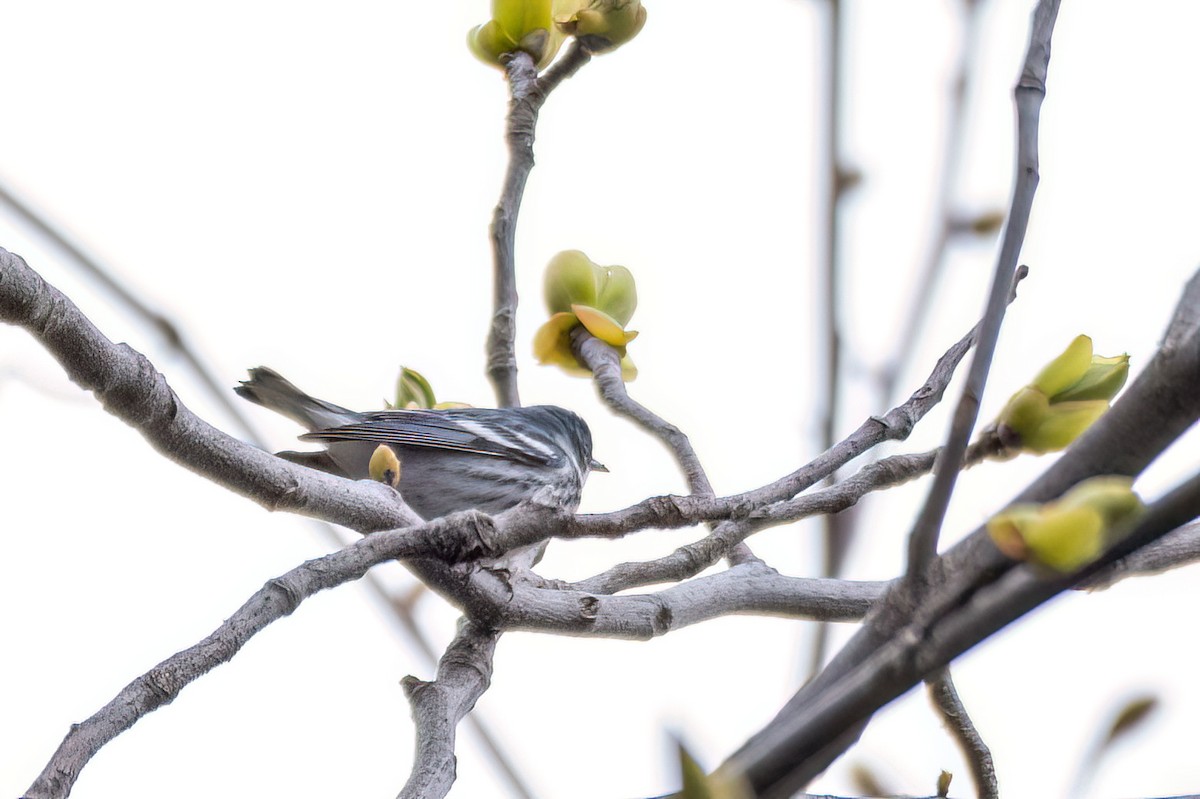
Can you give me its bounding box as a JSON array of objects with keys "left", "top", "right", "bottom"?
[
  {"left": 723, "top": 250, "right": 1200, "bottom": 797},
  {"left": 0, "top": 185, "right": 539, "bottom": 798},
  {"left": 16, "top": 238, "right": 1200, "bottom": 797},
  {"left": 905, "top": 0, "right": 1060, "bottom": 582},
  {"left": 926, "top": 668, "right": 998, "bottom": 799},
  {"left": 735, "top": 264, "right": 1027, "bottom": 513},
  {"left": 879, "top": 0, "right": 989, "bottom": 405},
  {"left": 571, "top": 449, "right": 941, "bottom": 595},
  {"left": 398, "top": 621, "right": 500, "bottom": 799},
  {"left": 0, "top": 247, "right": 417, "bottom": 531},
  {"left": 1083, "top": 518, "right": 1200, "bottom": 590},
  {"left": 486, "top": 43, "right": 592, "bottom": 408},
  {"left": 815, "top": 0, "right": 850, "bottom": 605},
  {"left": 570, "top": 326, "right": 767, "bottom": 568}
]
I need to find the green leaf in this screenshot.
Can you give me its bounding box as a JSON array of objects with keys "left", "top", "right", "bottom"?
[{"left": 395, "top": 366, "right": 437, "bottom": 409}]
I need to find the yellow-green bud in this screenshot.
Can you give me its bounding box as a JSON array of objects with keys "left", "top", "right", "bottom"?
[
  {"left": 987, "top": 476, "right": 1143, "bottom": 572},
  {"left": 595, "top": 264, "right": 637, "bottom": 326},
  {"left": 544, "top": 249, "right": 600, "bottom": 313},
  {"left": 572, "top": 304, "right": 638, "bottom": 347},
  {"left": 469, "top": 0, "right": 564, "bottom": 70},
  {"left": 395, "top": 366, "right": 437, "bottom": 410},
  {"left": 1053, "top": 354, "right": 1130, "bottom": 402},
  {"left": 996, "top": 335, "right": 1130, "bottom": 454},
  {"left": 536, "top": 249, "right": 639, "bottom": 380},
  {"left": 1031, "top": 334, "right": 1094, "bottom": 397},
  {"left": 390, "top": 367, "right": 471, "bottom": 410},
  {"left": 532, "top": 311, "right": 594, "bottom": 376},
  {"left": 1055, "top": 475, "right": 1144, "bottom": 528},
  {"left": 369, "top": 444, "right": 402, "bottom": 488},
  {"left": 678, "top": 740, "right": 752, "bottom": 799},
  {"left": 532, "top": 309, "right": 638, "bottom": 380},
  {"left": 557, "top": 0, "right": 647, "bottom": 52},
  {"left": 543, "top": 250, "right": 638, "bottom": 324}
]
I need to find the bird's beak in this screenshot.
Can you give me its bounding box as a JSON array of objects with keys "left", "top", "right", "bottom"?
[{"left": 589, "top": 458, "right": 609, "bottom": 473}]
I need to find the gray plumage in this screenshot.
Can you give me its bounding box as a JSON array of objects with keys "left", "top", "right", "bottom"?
[{"left": 235, "top": 367, "right": 601, "bottom": 520}]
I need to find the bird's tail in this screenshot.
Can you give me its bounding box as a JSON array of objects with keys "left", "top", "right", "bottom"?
[{"left": 234, "top": 367, "right": 356, "bottom": 431}]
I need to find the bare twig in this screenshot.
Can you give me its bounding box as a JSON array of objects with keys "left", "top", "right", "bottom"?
[
  {"left": 736, "top": 265, "right": 1026, "bottom": 514},
  {"left": 0, "top": 177, "right": 263, "bottom": 443},
  {"left": 810, "top": 0, "right": 987, "bottom": 667},
  {"left": 926, "top": 668, "right": 998, "bottom": 799},
  {"left": 562, "top": 269, "right": 1025, "bottom": 591},
  {"left": 572, "top": 449, "right": 938, "bottom": 595},
  {"left": 878, "top": 0, "right": 988, "bottom": 405},
  {"left": 399, "top": 621, "right": 501, "bottom": 799},
  {"left": 0, "top": 247, "right": 416, "bottom": 530},
  {"left": 570, "top": 327, "right": 763, "bottom": 567},
  {"left": 831, "top": 1, "right": 989, "bottom": 688},
  {"left": 16, "top": 500, "right": 881, "bottom": 799},
  {"left": 816, "top": 0, "right": 850, "bottom": 595},
  {"left": 904, "top": 0, "right": 1060, "bottom": 582},
  {"left": 768, "top": 262, "right": 1200, "bottom": 767},
  {"left": 572, "top": 328, "right": 713, "bottom": 495},
  {"left": 22, "top": 499, "right": 423, "bottom": 799},
  {"left": 720, "top": 5, "right": 1072, "bottom": 792},
  {"left": 486, "top": 42, "right": 592, "bottom": 408}
]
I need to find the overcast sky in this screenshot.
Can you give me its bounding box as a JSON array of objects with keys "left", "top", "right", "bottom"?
[{"left": 3, "top": 2, "right": 1200, "bottom": 797}]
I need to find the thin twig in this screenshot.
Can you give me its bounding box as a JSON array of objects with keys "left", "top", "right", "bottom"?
[
  {"left": 572, "top": 450, "right": 940, "bottom": 595},
  {"left": 572, "top": 328, "right": 713, "bottom": 495},
  {"left": 723, "top": 4, "right": 1066, "bottom": 793},
  {"left": 486, "top": 43, "right": 592, "bottom": 408},
  {"left": 563, "top": 269, "right": 1025, "bottom": 588},
  {"left": 926, "top": 668, "right": 998, "bottom": 799},
  {"left": 744, "top": 261, "right": 1200, "bottom": 786},
  {"left": 1083, "top": 519, "right": 1200, "bottom": 590},
  {"left": 815, "top": 0, "right": 850, "bottom": 601},
  {"left": 0, "top": 176, "right": 263, "bottom": 443},
  {"left": 903, "top": 0, "right": 1060, "bottom": 583},
  {"left": 824, "top": 0, "right": 988, "bottom": 684},
  {"left": 737, "top": 265, "right": 1026, "bottom": 514},
  {"left": 878, "top": 0, "right": 988, "bottom": 405},
  {"left": 570, "top": 328, "right": 764, "bottom": 566},
  {"left": 409, "top": 39, "right": 594, "bottom": 798}
]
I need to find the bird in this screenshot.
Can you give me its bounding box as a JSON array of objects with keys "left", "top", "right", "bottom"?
[{"left": 235, "top": 367, "right": 604, "bottom": 520}]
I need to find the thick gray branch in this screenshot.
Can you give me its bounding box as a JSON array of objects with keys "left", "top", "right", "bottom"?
[
  {"left": 398, "top": 621, "right": 499, "bottom": 799},
  {"left": 0, "top": 247, "right": 415, "bottom": 533}
]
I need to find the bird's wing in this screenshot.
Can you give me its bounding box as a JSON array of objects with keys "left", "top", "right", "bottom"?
[{"left": 299, "top": 410, "right": 558, "bottom": 467}]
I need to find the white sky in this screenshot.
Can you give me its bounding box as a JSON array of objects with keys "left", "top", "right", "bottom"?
[{"left": 3, "top": 1, "right": 1200, "bottom": 797}]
